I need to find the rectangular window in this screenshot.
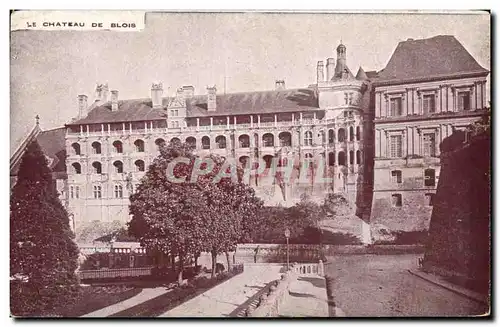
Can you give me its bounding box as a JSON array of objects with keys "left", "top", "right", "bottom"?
[
  {"left": 391, "top": 194, "right": 402, "bottom": 207},
  {"left": 114, "top": 185, "right": 123, "bottom": 198},
  {"left": 93, "top": 185, "right": 102, "bottom": 199},
  {"left": 458, "top": 91, "right": 471, "bottom": 111},
  {"left": 75, "top": 186, "right": 79, "bottom": 199},
  {"left": 391, "top": 170, "right": 402, "bottom": 184},
  {"left": 390, "top": 135, "right": 403, "bottom": 158},
  {"left": 389, "top": 97, "right": 402, "bottom": 117},
  {"left": 424, "top": 169, "right": 436, "bottom": 187},
  {"left": 423, "top": 133, "right": 436, "bottom": 157},
  {"left": 423, "top": 94, "right": 436, "bottom": 114},
  {"left": 425, "top": 193, "right": 434, "bottom": 206},
  {"left": 70, "top": 186, "right": 74, "bottom": 199}
]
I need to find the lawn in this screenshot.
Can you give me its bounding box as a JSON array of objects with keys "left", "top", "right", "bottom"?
[{"left": 47, "top": 285, "right": 142, "bottom": 317}]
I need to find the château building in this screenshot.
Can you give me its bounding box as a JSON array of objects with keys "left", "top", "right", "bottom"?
[{"left": 10, "top": 35, "right": 489, "bottom": 243}]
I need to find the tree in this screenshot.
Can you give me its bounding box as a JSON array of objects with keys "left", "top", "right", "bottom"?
[
  {"left": 322, "top": 193, "right": 351, "bottom": 219},
  {"left": 128, "top": 143, "right": 262, "bottom": 281},
  {"left": 128, "top": 142, "right": 207, "bottom": 284},
  {"left": 199, "top": 157, "right": 263, "bottom": 276},
  {"left": 10, "top": 141, "right": 79, "bottom": 316}
]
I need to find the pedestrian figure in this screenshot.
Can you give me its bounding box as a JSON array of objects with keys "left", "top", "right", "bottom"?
[{"left": 254, "top": 245, "right": 260, "bottom": 263}]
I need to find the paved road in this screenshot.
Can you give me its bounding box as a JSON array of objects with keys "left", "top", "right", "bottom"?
[
  {"left": 159, "top": 264, "right": 283, "bottom": 317},
  {"left": 279, "top": 275, "right": 329, "bottom": 317},
  {"left": 325, "top": 254, "right": 488, "bottom": 317}
]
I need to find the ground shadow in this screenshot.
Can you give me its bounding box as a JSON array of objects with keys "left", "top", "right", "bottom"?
[
  {"left": 288, "top": 291, "right": 315, "bottom": 298},
  {"left": 297, "top": 276, "right": 325, "bottom": 288}
]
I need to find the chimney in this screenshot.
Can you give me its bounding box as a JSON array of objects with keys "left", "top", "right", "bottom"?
[
  {"left": 111, "top": 90, "right": 119, "bottom": 111},
  {"left": 182, "top": 85, "right": 195, "bottom": 100},
  {"left": 151, "top": 82, "right": 164, "bottom": 108},
  {"left": 77, "top": 94, "right": 88, "bottom": 118},
  {"left": 94, "top": 83, "right": 109, "bottom": 103},
  {"left": 317, "top": 61, "right": 324, "bottom": 83},
  {"left": 207, "top": 86, "right": 217, "bottom": 111},
  {"left": 275, "top": 80, "right": 285, "bottom": 90},
  {"left": 326, "top": 58, "right": 335, "bottom": 81}
]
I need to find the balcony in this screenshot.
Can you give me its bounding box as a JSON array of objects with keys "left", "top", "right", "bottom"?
[{"left": 66, "top": 118, "right": 331, "bottom": 137}]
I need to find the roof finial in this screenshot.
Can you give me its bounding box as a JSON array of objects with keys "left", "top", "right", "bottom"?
[{"left": 35, "top": 115, "right": 40, "bottom": 125}]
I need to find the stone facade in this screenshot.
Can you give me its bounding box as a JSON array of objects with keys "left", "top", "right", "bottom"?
[
  {"left": 9, "top": 35, "right": 486, "bottom": 243},
  {"left": 370, "top": 38, "right": 489, "bottom": 241}
]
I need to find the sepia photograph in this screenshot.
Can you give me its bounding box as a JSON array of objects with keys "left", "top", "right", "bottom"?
[{"left": 9, "top": 10, "right": 491, "bottom": 318}]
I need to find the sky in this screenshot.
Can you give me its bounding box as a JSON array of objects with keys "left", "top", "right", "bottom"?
[{"left": 10, "top": 11, "right": 490, "bottom": 155}]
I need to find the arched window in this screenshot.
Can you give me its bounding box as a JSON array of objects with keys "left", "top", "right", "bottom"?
[
  {"left": 239, "top": 134, "right": 250, "bottom": 148},
  {"left": 71, "top": 143, "right": 81, "bottom": 155},
  {"left": 113, "top": 161, "right": 124, "bottom": 173},
  {"left": 134, "top": 139, "right": 145, "bottom": 152},
  {"left": 356, "top": 126, "right": 361, "bottom": 141},
  {"left": 328, "top": 152, "right": 335, "bottom": 167},
  {"left": 278, "top": 132, "right": 292, "bottom": 147},
  {"left": 114, "top": 184, "right": 123, "bottom": 198},
  {"left": 216, "top": 135, "right": 227, "bottom": 149},
  {"left": 338, "top": 128, "right": 346, "bottom": 142},
  {"left": 155, "top": 138, "right": 166, "bottom": 149},
  {"left": 349, "top": 150, "right": 354, "bottom": 165},
  {"left": 72, "top": 162, "right": 82, "bottom": 174},
  {"left": 91, "top": 142, "right": 102, "bottom": 154},
  {"left": 318, "top": 130, "right": 326, "bottom": 144},
  {"left": 263, "top": 155, "right": 274, "bottom": 168},
  {"left": 304, "top": 153, "right": 313, "bottom": 161},
  {"left": 304, "top": 131, "right": 313, "bottom": 146},
  {"left": 356, "top": 150, "right": 361, "bottom": 165},
  {"left": 92, "top": 161, "right": 102, "bottom": 174},
  {"left": 135, "top": 160, "right": 145, "bottom": 172},
  {"left": 349, "top": 126, "right": 355, "bottom": 141},
  {"left": 328, "top": 129, "right": 335, "bottom": 144},
  {"left": 113, "top": 140, "right": 123, "bottom": 154},
  {"left": 239, "top": 156, "right": 250, "bottom": 167},
  {"left": 202, "top": 136, "right": 211, "bottom": 149},
  {"left": 186, "top": 137, "right": 196, "bottom": 148},
  {"left": 170, "top": 137, "right": 181, "bottom": 145},
  {"left": 424, "top": 168, "right": 436, "bottom": 187},
  {"left": 338, "top": 151, "right": 346, "bottom": 166},
  {"left": 262, "top": 133, "right": 274, "bottom": 147}
]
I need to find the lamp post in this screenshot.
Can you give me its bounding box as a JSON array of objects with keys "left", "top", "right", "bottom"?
[{"left": 284, "top": 228, "right": 290, "bottom": 271}]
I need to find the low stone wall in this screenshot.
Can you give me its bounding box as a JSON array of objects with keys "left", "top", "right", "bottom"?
[{"left": 250, "top": 270, "right": 297, "bottom": 317}]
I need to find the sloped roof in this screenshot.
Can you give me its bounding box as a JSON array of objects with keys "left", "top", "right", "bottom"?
[
  {"left": 365, "top": 70, "right": 379, "bottom": 79},
  {"left": 11, "top": 127, "right": 67, "bottom": 176},
  {"left": 67, "top": 88, "right": 321, "bottom": 125},
  {"left": 377, "top": 35, "right": 488, "bottom": 84},
  {"left": 356, "top": 67, "right": 368, "bottom": 80},
  {"left": 187, "top": 88, "right": 319, "bottom": 117},
  {"left": 69, "top": 99, "right": 167, "bottom": 125}
]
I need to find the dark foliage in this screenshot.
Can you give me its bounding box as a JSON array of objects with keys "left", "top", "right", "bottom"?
[{"left": 10, "top": 140, "right": 80, "bottom": 316}]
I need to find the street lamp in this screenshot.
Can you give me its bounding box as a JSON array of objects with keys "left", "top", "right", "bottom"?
[{"left": 284, "top": 228, "right": 290, "bottom": 271}]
